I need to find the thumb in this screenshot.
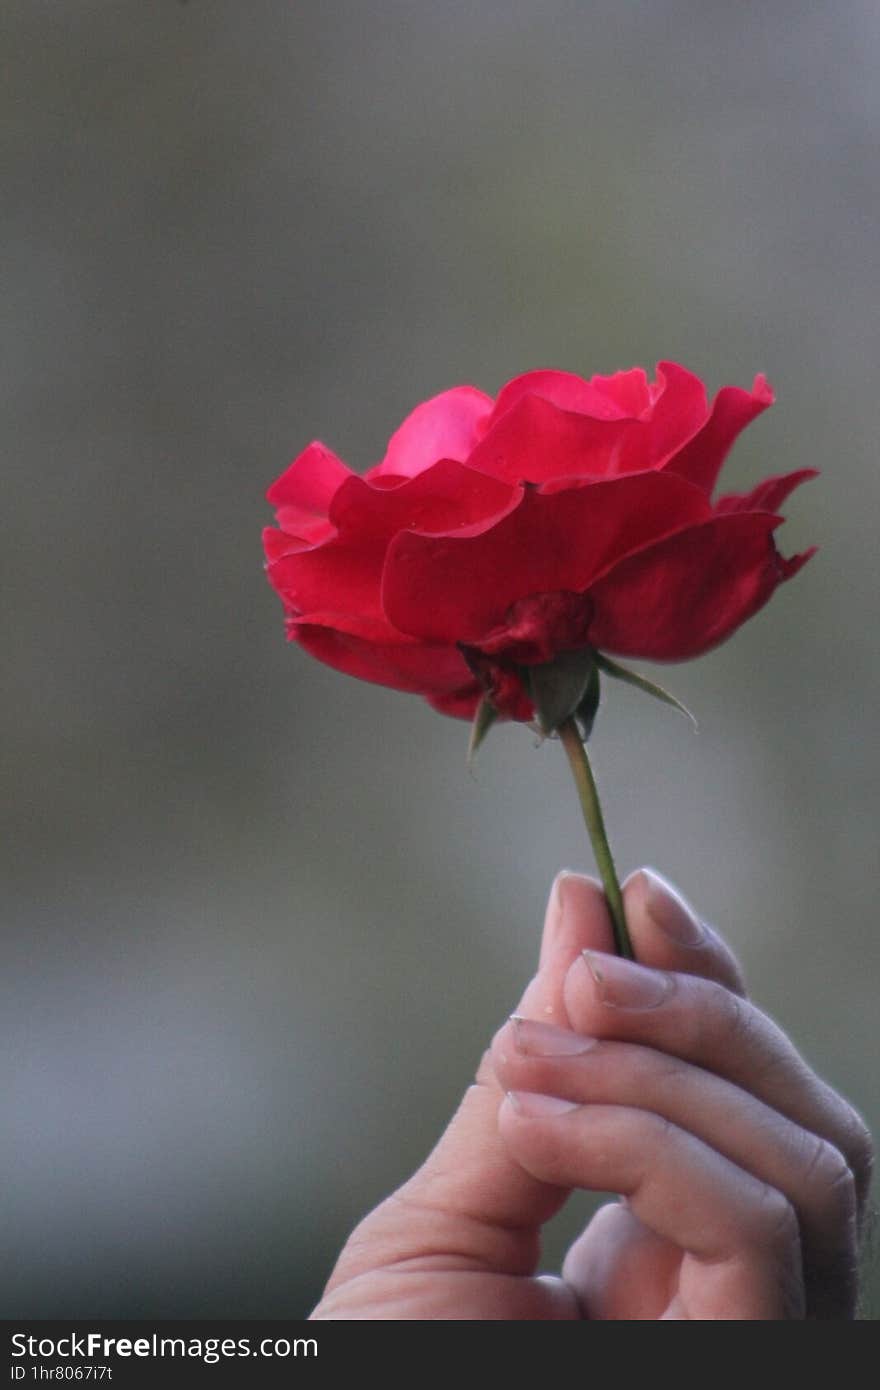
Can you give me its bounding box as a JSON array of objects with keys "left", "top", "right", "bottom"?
[{"left": 326, "top": 873, "right": 613, "bottom": 1286}]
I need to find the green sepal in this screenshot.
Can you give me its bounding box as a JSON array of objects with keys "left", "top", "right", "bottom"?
[
  {"left": 595, "top": 653, "right": 697, "bottom": 730},
  {"left": 574, "top": 660, "right": 601, "bottom": 741},
  {"left": 466, "top": 694, "right": 499, "bottom": 767},
  {"left": 526, "top": 647, "right": 597, "bottom": 737}
]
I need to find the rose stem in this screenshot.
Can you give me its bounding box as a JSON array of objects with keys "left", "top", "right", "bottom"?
[{"left": 558, "top": 717, "right": 634, "bottom": 960}]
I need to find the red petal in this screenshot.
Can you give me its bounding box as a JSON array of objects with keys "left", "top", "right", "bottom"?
[
  {"left": 632, "top": 361, "right": 709, "bottom": 468},
  {"left": 489, "top": 368, "right": 645, "bottom": 424},
  {"left": 587, "top": 512, "right": 814, "bottom": 661},
  {"left": 427, "top": 677, "right": 534, "bottom": 722},
  {"left": 779, "top": 545, "right": 817, "bottom": 580},
  {"left": 266, "top": 442, "right": 353, "bottom": 540},
  {"left": 262, "top": 525, "right": 312, "bottom": 562},
  {"left": 466, "top": 394, "right": 640, "bottom": 484},
  {"left": 266, "top": 441, "right": 351, "bottom": 507},
  {"left": 426, "top": 686, "right": 484, "bottom": 720},
  {"left": 368, "top": 386, "right": 493, "bottom": 480},
  {"left": 290, "top": 619, "right": 475, "bottom": 697},
  {"left": 266, "top": 460, "right": 519, "bottom": 630},
  {"left": 469, "top": 362, "right": 708, "bottom": 486},
  {"left": 267, "top": 539, "right": 388, "bottom": 629},
  {"left": 715, "top": 467, "right": 818, "bottom": 514},
  {"left": 665, "top": 375, "right": 774, "bottom": 495},
  {"left": 329, "top": 458, "right": 519, "bottom": 538},
  {"left": 591, "top": 367, "right": 654, "bottom": 415},
  {"left": 382, "top": 472, "right": 711, "bottom": 644}
]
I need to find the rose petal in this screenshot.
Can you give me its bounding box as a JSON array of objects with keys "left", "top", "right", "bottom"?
[
  {"left": 290, "top": 619, "right": 475, "bottom": 697},
  {"left": 267, "top": 459, "right": 519, "bottom": 629},
  {"left": 266, "top": 442, "right": 354, "bottom": 540},
  {"left": 330, "top": 458, "right": 520, "bottom": 538},
  {"left": 262, "top": 525, "right": 312, "bottom": 563},
  {"left": 267, "top": 538, "right": 388, "bottom": 628},
  {"left": 425, "top": 686, "right": 484, "bottom": 720},
  {"left": 592, "top": 367, "right": 654, "bottom": 415},
  {"left": 587, "top": 511, "right": 814, "bottom": 661},
  {"left": 489, "top": 368, "right": 645, "bottom": 424},
  {"left": 465, "top": 394, "right": 641, "bottom": 484},
  {"left": 633, "top": 361, "right": 709, "bottom": 468},
  {"left": 469, "top": 362, "right": 708, "bottom": 486},
  {"left": 665, "top": 375, "right": 774, "bottom": 495},
  {"left": 427, "top": 671, "right": 534, "bottom": 722},
  {"left": 474, "top": 590, "right": 594, "bottom": 664},
  {"left": 266, "top": 441, "right": 352, "bottom": 508},
  {"left": 382, "top": 471, "right": 711, "bottom": 644},
  {"left": 778, "top": 545, "right": 818, "bottom": 581},
  {"left": 368, "top": 385, "right": 493, "bottom": 480},
  {"left": 714, "top": 467, "right": 818, "bottom": 514}
]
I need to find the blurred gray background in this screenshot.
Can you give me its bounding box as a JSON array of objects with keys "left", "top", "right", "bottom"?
[{"left": 3, "top": 1, "right": 878, "bottom": 1318}]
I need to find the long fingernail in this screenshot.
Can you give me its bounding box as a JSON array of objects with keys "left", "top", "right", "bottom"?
[
  {"left": 582, "top": 950, "right": 672, "bottom": 1009},
  {"left": 640, "top": 868, "right": 704, "bottom": 946},
  {"left": 511, "top": 1016, "right": 597, "bottom": 1057},
  {"left": 506, "top": 1091, "right": 580, "bottom": 1117}
]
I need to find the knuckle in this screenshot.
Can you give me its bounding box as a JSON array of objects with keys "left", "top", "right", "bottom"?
[
  {"left": 691, "top": 976, "right": 749, "bottom": 1053},
  {"left": 702, "top": 985, "right": 789, "bottom": 1089},
  {"left": 701, "top": 924, "right": 748, "bottom": 995},
  {"left": 840, "top": 1108, "right": 874, "bottom": 1200},
  {"left": 802, "top": 1133, "right": 858, "bottom": 1225},
  {"left": 718, "top": 980, "right": 749, "bottom": 1040},
  {"left": 643, "top": 1109, "right": 678, "bottom": 1153},
  {"left": 636, "top": 1047, "right": 684, "bottom": 1095},
  {"left": 752, "top": 1181, "right": 800, "bottom": 1250}
]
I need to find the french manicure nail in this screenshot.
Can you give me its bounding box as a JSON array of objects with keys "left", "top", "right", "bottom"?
[
  {"left": 582, "top": 950, "right": 672, "bottom": 1010},
  {"left": 511, "top": 1016, "right": 597, "bottom": 1057},
  {"left": 507, "top": 1091, "right": 581, "bottom": 1117},
  {"left": 640, "top": 868, "right": 704, "bottom": 946}
]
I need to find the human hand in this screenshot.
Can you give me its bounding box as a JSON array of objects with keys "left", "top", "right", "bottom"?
[{"left": 310, "top": 871, "right": 872, "bottom": 1319}]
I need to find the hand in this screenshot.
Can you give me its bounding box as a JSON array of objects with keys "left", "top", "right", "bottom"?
[{"left": 310, "top": 870, "right": 872, "bottom": 1319}]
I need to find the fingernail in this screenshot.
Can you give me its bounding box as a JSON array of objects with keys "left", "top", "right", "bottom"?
[
  {"left": 506, "top": 1091, "right": 581, "bottom": 1117},
  {"left": 640, "top": 868, "right": 704, "bottom": 946},
  {"left": 539, "top": 869, "right": 577, "bottom": 968},
  {"left": 511, "top": 1016, "right": 597, "bottom": 1057},
  {"left": 582, "top": 950, "right": 672, "bottom": 1010}
]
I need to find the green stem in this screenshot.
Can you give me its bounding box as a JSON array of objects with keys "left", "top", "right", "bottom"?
[{"left": 558, "top": 717, "right": 634, "bottom": 960}]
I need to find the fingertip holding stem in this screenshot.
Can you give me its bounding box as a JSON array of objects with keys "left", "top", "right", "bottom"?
[
  {"left": 637, "top": 867, "right": 704, "bottom": 946},
  {"left": 581, "top": 949, "right": 672, "bottom": 1010}
]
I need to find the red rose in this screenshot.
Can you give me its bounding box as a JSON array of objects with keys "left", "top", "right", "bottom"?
[{"left": 263, "top": 363, "right": 815, "bottom": 723}]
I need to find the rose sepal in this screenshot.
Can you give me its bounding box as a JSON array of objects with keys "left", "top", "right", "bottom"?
[
  {"left": 467, "top": 696, "right": 500, "bottom": 767},
  {"left": 574, "top": 660, "right": 601, "bottom": 741},
  {"left": 595, "top": 652, "right": 697, "bottom": 730},
  {"left": 526, "top": 646, "right": 598, "bottom": 737}
]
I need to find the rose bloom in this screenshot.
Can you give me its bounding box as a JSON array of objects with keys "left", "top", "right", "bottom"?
[{"left": 263, "top": 364, "right": 815, "bottom": 722}]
